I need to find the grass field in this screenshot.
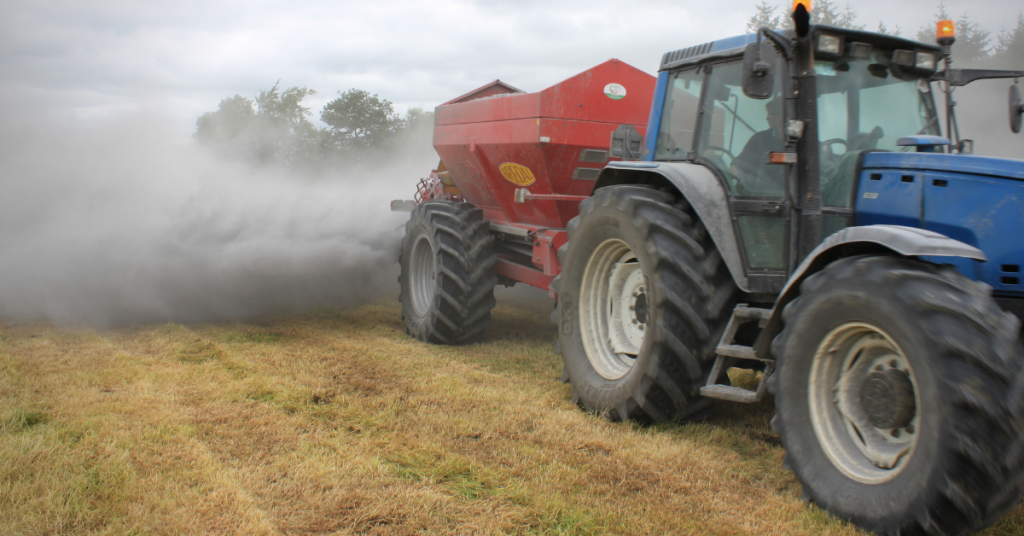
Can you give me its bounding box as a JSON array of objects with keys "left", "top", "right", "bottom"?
[{"left": 2, "top": 289, "right": 1023, "bottom": 536}]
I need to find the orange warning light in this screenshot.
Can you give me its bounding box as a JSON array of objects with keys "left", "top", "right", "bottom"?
[
  {"left": 937, "top": 20, "right": 955, "bottom": 39},
  {"left": 792, "top": 0, "right": 812, "bottom": 13}
]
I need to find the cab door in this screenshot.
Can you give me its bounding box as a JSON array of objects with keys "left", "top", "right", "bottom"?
[{"left": 695, "top": 59, "right": 790, "bottom": 293}]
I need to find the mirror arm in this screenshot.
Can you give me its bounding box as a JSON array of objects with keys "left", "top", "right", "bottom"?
[{"left": 762, "top": 29, "right": 793, "bottom": 60}]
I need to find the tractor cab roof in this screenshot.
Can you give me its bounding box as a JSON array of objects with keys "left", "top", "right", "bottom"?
[{"left": 659, "top": 26, "right": 940, "bottom": 72}]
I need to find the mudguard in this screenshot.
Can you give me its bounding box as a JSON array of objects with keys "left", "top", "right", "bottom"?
[
  {"left": 597, "top": 161, "right": 750, "bottom": 291},
  {"left": 754, "top": 224, "right": 987, "bottom": 357}
]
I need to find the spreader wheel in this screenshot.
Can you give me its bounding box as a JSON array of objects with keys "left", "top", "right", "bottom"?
[
  {"left": 555, "top": 186, "right": 736, "bottom": 422},
  {"left": 772, "top": 255, "right": 1024, "bottom": 535},
  {"left": 399, "top": 201, "right": 496, "bottom": 344}
]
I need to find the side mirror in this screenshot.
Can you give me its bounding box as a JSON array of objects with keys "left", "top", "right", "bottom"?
[
  {"left": 742, "top": 41, "right": 775, "bottom": 99},
  {"left": 610, "top": 125, "right": 644, "bottom": 161},
  {"left": 1010, "top": 85, "right": 1023, "bottom": 134}
]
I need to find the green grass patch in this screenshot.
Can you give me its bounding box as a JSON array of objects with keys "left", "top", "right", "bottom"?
[
  {"left": 3, "top": 407, "right": 47, "bottom": 432},
  {"left": 174, "top": 338, "right": 225, "bottom": 364},
  {"left": 220, "top": 329, "right": 286, "bottom": 344}
]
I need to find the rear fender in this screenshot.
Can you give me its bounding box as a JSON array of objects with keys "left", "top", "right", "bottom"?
[
  {"left": 594, "top": 161, "right": 750, "bottom": 291},
  {"left": 753, "top": 225, "right": 987, "bottom": 358}
]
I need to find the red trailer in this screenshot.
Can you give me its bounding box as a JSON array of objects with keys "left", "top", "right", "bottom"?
[{"left": 396, "top": 59, "right": 656, "bottom": 309}]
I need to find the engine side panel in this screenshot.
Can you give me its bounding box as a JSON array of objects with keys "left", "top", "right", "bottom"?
[{"left": 856, "top": 153, "right": 1024, "bottom": 297}]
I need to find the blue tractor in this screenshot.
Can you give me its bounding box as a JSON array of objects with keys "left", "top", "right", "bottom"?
[{"left": 554, "top": 4, "right": 1024, "bottom": 535}]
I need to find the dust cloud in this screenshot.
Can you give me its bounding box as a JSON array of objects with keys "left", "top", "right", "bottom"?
[
  {"left": 946, "top": 78, "right": 1024, "bottom": 159},
  {"left": 0, "top": 112, "right": 434, "bottom": 327}
]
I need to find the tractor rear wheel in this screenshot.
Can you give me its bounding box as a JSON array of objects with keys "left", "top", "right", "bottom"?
[
  {"left": 772, "top": 255, "right": 1024, "bottom": 535},
  {"left": 399, "top": 201, "right": 496, "bottom": 344},
  {"left": 555, "top": 186, "right": 736, "bottom": 422}
]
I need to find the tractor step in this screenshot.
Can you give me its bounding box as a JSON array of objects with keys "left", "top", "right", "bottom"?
[
  {"left": 699, "top": 384, "right": 765, "bottom": 403},
  {"left": 700, "top": 304, "right": 775, "bottom": 403}
]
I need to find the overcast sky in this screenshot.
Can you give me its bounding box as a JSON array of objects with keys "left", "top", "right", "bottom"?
[{"left": 2, "top": 0, "right": 1021, "bottom": 135}]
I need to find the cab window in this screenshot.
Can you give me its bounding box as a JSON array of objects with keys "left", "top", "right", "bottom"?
[
  {"left": 654, "top": 69, "right": 704, "bottom": 160},
  {"left": 696, "top": 60, "right": 786, "bottom": 198}
]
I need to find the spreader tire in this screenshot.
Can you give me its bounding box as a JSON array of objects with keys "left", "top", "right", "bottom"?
[
  {"left": 555, "top": 186, "right": 736, "bottom": 422},
  {"left": 772, "top": 255, "right": 1024, "bottom": 536},
  {"left": 400, "top": 201, "right": 496, "bottom": 344}
]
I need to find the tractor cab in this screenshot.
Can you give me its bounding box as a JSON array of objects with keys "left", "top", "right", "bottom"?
[{"left": 642, "top": 27, "right": 946, "bottom": 285}]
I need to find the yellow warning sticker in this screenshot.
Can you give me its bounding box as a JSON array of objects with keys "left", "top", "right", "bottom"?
[{"left": 498, "top": 162, "right": 537, "bottom": 186}]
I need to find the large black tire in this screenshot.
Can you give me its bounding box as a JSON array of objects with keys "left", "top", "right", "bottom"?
[
  {"left": 771, "top": 255, "right": 1024, "bottom": 536},
  {"left": 554, "top": 186, "right": 737, "bottom": 422},
  {"left": 399, "top": 201, "right": 497, "bottom": 344}
]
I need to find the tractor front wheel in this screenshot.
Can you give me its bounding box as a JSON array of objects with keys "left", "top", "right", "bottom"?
[
  {"left": 772, "top": 255, "right": 1024, "bottom": 535},
  {"left": 399, "top": 201, "right": 496, "bottom": 344}
]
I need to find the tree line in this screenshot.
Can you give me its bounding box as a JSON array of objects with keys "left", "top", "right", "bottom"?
[
  {"left": 194, "top": 83, "right": 432, "bottom": 169},
  {"left": 747, "top": 0, "right": 1024, "bottom": 69}
]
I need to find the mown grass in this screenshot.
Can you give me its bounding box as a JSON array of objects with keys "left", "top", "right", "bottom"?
[{"left": 1, "top": 290, "right": 1022, "bottom": 535}]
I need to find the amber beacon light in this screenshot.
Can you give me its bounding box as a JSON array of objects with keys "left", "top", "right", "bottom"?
[
  {"left": 937, "top": 19, "right": 956, "bottom": 45},
  {"left": 792, "top": 0, "right": 812, "bottom": 13}
]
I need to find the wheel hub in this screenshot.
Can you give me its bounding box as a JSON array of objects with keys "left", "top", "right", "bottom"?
[
  {"left": 859, "top": 369, "right": 916, "bottom": 430},
  {"left": 409, "top": 235, "right": 436, "bottom": 317},
  {"left": 609, "top": 261, "right": 646, "bottom": 355},
  {"left": 579, "top": 239, "right": 648, "bottom": 381},
  {"left": 809, "top": 323, "right": 921, "bottom": 483}
]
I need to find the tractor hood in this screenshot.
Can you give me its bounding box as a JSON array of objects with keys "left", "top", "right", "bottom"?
[
  {"left": 855, "top": 150, "right": 1024, "bottom": 298},
  {"left": 861, "top": 152, "right": 1024, "bottom": 181}
]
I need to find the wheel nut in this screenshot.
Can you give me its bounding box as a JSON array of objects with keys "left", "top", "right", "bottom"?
[
  {"left": 889, "top": 359, "right": 898, "bottom": 368},
  {"left": 905, "top": 424, "right": 914, "bottom": 434},
  {"left": 891, "top": 429, "right": 901, "bottom": 438}
]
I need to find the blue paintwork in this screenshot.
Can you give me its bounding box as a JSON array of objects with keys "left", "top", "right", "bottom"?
[
  {"left": 860, "top": 152, "right": 1024, "bottom": 180},
  {"left": 642, "top": 72, "right": 670, "bottom": 162},
  {"left": 707, "top": 34, "right": 757, "bottom": 55},
  {"left": 646, "top": 34, "right": 756, "bottom": 159},
  {"left": 612, "top": 162, "right": 660, "bottom": 169},
  {"left": 856, "top": 152, "right": 1024, "bottom": 297},
  {"left": 659, "top": 34, "right": 756, "bottom": 71}
]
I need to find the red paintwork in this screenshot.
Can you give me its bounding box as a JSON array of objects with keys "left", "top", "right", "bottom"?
[
  {"left": 429, "top": 59, "right": 655, "bottom": 293},
  {"left": 433, "top": 59, "right": 656, "bottom": 230}
]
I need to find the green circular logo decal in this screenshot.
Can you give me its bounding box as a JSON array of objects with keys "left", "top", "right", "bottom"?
[{"left": 603, "top": 83, "right": 626, "bottom": 100}]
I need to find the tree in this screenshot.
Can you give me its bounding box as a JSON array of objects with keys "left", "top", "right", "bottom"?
[
  {"left": 747, "top": 1, "right": 785, "bottom": 32},
  {"left": 196, "top": 84, "right": 426, "bottom": 170},
  {"left": 195, "top": 81, "right": 323, "bottom": 167},
  {"left": 194, "top": 95, "right": 256, "bottom": 145},
  {"left": 916, "top": 2, "right": 992, "bottom": 65},
  {"left": 251, "top": 81, "right": 320, "bottom": 166},
  {"left": 320, "top": 89, "right": 404, "bottom": 151},
  {"left": 993, "top": 12, "right": 1024, "bottom": 69},
  {"left": 747, "top": 1, "right": 873, "bottom": 32},
  {"left": 810, "top": 0, "right": 864, "bottom": 30},
  {"left": 876, "top": 21, "right": 902, "bottom": 37}
]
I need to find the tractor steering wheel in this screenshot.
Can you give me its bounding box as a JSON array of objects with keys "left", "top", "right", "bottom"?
[
  {"left": 703, "top": 145, "right": 737, "bottom": 160},
  {"left": 821, "top": 138, "right": 849, "bottom": 187}
]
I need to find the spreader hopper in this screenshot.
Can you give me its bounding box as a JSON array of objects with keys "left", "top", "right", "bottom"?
[{"left": 433, "top": 59, "right": 656, "bottom": 229}]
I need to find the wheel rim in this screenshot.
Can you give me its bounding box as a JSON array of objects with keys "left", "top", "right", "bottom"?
[
  {"left": 580, "top": 238, "right": 648, "bottom": 380},
  {"left": 409, "top": 235, "right": 436, "bottom": 317},
  {"left": 809, "top": 322, "right": 921, "bottom": 484}
]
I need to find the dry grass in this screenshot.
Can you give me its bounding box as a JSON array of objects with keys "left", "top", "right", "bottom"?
[{"left": 1, "top": 292, "right": 1022, "bottom": 536}]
